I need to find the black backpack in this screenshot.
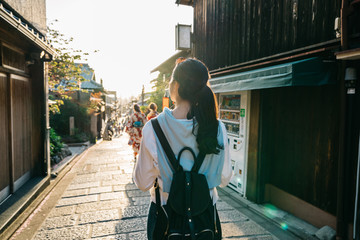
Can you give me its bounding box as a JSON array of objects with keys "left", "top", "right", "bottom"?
[{"left": 148, "top": 118, "right": 222, "bottom": 240}]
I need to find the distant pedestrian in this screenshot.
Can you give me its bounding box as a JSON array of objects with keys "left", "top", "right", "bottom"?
[
  {"left": 133, "top": 58, "right": 232, "bottom": 240},
  {"left": 146, "top": 102, "right": 158, "bottom": 120},
  {"left": 120, "top": 118, "right": 125, "bottom": 132},
  {"left": 125, "top": 104, "right": 146, "bottom": 161}
]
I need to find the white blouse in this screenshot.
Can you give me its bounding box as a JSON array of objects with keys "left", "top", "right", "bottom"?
[{"left": 133, "top": 116, "right": 232, "bottom": 206}]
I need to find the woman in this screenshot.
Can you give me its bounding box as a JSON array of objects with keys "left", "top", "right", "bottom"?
[
  {"left": 125, "top": 104, "right": 146, "bottom": 160},
  {"left": 133, "top": 58, "right": 232, "bottom": 239},
  {"left": 146, "top": 102, "right": 158, "bottom": 120}
]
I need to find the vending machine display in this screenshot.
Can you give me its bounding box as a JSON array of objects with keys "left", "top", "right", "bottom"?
[
  {"left": 223, "top": 122, "right": 240, "bottom": 136},
  {"left": 219, "top": 93, "right": 248, "bottom": 195},
  {"left": 220, "top": 111, "right": 240, "bottom": 121},
  {"left": 219, "top": 95, "right": 241, "bottom": 137},
  {"left": 220, "top": 95, "right": 241, "bottom": 110}
]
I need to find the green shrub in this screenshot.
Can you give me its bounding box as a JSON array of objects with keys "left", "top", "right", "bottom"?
[
  {"left": 50, "top": 99, "right": 90, "bottom": 141},
  {"left": 50, "top": 128, "right": 64, "bottom": 156},
  {"left": 61, "top": 128, "right": 90, "bottom": 143},
  {"left": 140, "top": 105, "right": 147, "bottom": 114}
]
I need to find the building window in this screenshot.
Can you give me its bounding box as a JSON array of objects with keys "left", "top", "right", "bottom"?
[{"left": 2, "top": 44, "right": 26, "bottom": 72}]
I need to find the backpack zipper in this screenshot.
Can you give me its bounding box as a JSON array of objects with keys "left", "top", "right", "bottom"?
[
  {"left": 168, "top": 229, "right": 214, "bottom": 238},
  {"left": 214, "top": 205, "right": 218, "bottom": 234},
  {"left": 198, "top": 229, "right": 214, "bottom": 238},
  {"left": 161, "top": 205, "right": 169, "bottom": 235}
]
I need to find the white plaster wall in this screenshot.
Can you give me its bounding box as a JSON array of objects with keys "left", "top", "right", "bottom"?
[{"left": 4, "top": 0, "right": 47, "bottom": 35}]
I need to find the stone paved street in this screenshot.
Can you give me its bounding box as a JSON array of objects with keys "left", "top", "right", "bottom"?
[{"left": 10, "top": 134, "right": 294, "bottom": 240}]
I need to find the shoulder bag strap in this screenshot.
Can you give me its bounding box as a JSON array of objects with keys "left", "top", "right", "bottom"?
[
  {"left": 151, "top": 118, "right": 179, "bottom": 172},
  {"left": 154, "top": 178, "right": 161, "bottom": 208}
]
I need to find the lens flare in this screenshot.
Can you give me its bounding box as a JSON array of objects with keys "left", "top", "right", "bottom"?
[{"left": 281, "top": 223, "right": 288, "bottom": 230}]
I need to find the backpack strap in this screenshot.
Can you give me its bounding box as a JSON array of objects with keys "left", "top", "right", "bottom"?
[
  {"left": 178, "top": 147, "right": 206, "bottom": 173},
  {"left": 191, "top": 151, "right": 206, "bottom": 173},
  {"left": 151, "top": 118, "right": 180, "bottom": 172}
]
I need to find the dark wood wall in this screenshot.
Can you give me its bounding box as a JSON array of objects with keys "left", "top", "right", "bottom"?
[
  {"left": 29, "top": 62, "right": 45, "bottom": 176},
  {"left": 0, "top": 73, "right": 9, "bottom": 194},
  {"left": 193, "top": 0, "right": 341, "bottom": 70},
  {"left": 0, "top": 28, "right": 46, "bottom": 198},
  {"left": 11, "top": 76, "right": 32, "bottom": 181},
  {"left": 260, "top": 85, "right": 339, "bottom": 214}
]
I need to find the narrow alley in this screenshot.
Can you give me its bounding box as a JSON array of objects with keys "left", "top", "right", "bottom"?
[{"left": 9, "top": 135, "right": 297, "bottom": 240}]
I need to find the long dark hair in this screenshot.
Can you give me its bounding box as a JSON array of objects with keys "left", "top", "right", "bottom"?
[
  {"left": 172, "top": 58, "right": 221, "bottom": 154},
  {"left": 133, "top": 104, "right": 141, "bottom": 113}
]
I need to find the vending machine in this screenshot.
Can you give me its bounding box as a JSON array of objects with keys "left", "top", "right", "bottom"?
[{"left": 219, "top": 92, "right": 249, "bottom": 195}]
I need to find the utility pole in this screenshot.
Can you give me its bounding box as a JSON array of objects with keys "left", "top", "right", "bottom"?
[{"left": 141, "top": 85, "right": 145, "bottom": 106}]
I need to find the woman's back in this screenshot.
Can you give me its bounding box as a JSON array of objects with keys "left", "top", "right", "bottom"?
[
  {"left": 133, "top": 58, "right": 232, "bottom": 240},
  {"left": 147, "top": 108, "right": 227, "bottom": 192}
]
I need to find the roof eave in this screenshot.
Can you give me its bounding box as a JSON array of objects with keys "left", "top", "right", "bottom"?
[
  {"left": 0, "top": 3, "right": 56, "bottom": 57},
  {"left": 175, "top": 0, "right": 193, "bottom": 6},
  {"left": 150, "top": 50, "right": 191, "bottom": 73}
]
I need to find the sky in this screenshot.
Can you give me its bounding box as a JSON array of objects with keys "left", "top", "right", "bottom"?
[{"left": 46, "top": 0, "right": 193, "bottom": 99}]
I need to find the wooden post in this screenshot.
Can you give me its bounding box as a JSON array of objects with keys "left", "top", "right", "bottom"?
[
  {"left": 69, "top": 116, "right": 75, "bottom": 136},
  {"left": 43, "top": 62, "right": 50, "bottom": 176},
  {"left": 7, "top": 73, "right": 14, "bottom": 194}
]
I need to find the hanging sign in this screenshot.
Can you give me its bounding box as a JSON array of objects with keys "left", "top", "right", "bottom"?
[{"left": 163, "top": 97, "right": 170, "bottom": 109}]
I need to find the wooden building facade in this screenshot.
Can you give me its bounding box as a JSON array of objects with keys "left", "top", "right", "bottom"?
[
  {"left": 0, "top": 0, "right": 54, "bottom": 234},
  {"left": 177, "top": 0, "right": 360, "bottom": 239}
]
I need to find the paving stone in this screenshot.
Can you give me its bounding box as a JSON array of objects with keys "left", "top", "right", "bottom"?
[
  {"left": 48, "top": 205, "right": 76, "bottom": 217},
  {"left": 70, "top": 174, "right": 96, "bottom": 184},
  {"left": 57, "top": 194, "right": 98, "bottom": 207},
  {"left": 86, "top": 235, "right": 127, "bottom": 240},
  {"left": 128, "top": 231, "right": 147, "bottom": 240},
  {"left": 112, "top": 173, "right": 132, "bottom": 179},
  {"left": 107, "top": 163, "right": 122, "bottom": 168},
  {"left": 121, "top": 205, "right": 148, "bottom": 218},
  {"left": 216, "top": 200, "right": 236, "bottom": 211},
  {"left": 115, "top": 217, "right": 147, "bottom": 233},
  {"left": 132, "top": 197, "right": 151, "bottom": 206},
  {"left": 100, "top": 192, "right": 127, "bottom": 201},
  {"left": 62, "top": 188, "right": 89, "bottom": 198},
  {"left": 68, "top": 181, "right": 100, "bottom": 190},
  {"left": 82, "top": 164, "right": 104, "bottom": 171},
  {"left": 75, "top": 199, "right": 129, "bottom": 214},
  {"left": 89, "top": 186, "right": 113, "bottom": 194},
  {"left": 99, "top": 166, "right": 120, "bottom": 171},
  {"left": 91, "top": 221, "right": 118, "bottom": 238},
  {"left": 72, "top": 176, "right": 111, "bottom": 184},
  {"left": 121, "top": 168, "right": 133, "bottom": 174},
  {"left": 96, "top": 174, "right": 114, "bottom": 181},
  {"left": 315, "top": 226, "right": 336, "bottom": 240},
  {"left": 102, "top": 180, "right": 130, "bottom": 186},
  {"left": 222, "top": 221, "right": 269, "bottom": 238},
  {"left": 95, "top": 170, "right": 123, "bottom": 178},
  {"left": 253, "top": 235, "right": 279, "bottom": 240},
  {"left": 39, "top": 215, "right": 78, "bottom": 230},
  {"left": 78, "top": 209, "right": 120, "bottom": 224},
  {"left": 33, "top": 225, "right": 89, "bottom": 240},
  {"left": 113, "top": 184, "right": 139, "bottom": 192},
  {"left": 111, "top": 177, "right": 132, "bottom": 184},
  {"left": 76, "top": 169, "right": 99, "bottom": 175},
  {"left": 218, "top": 210, "right": 249, "bottom": 222},
  {"left": 126, "top": 190, "right": 150, "bottom": 198}
]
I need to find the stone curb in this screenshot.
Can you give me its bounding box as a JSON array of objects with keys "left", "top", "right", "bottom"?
[
  {"left": 51, "top": 145, "right": 90, "bottom": 178},
  {"left": 0, "top": 145, "right": 94, "bottom": 240},
  {"left": 218, "top": 187, "right": 319, "bottom": 240}
]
